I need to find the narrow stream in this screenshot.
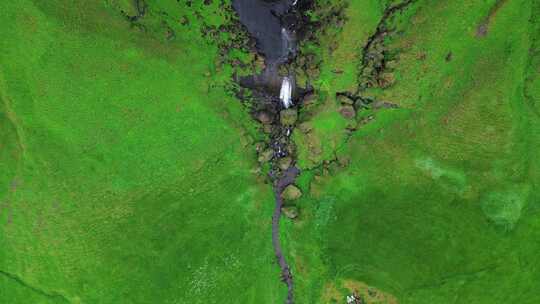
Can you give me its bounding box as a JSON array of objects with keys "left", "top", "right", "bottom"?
[{"left": 232, "top": 1, "right": 308, "bottom": 303}]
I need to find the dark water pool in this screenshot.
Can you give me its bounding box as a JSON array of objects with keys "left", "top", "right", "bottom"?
[{"left": 232, "top": 0, "right": 297, "bottom": 63}]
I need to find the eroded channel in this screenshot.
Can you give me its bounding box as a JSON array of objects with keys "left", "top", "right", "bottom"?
[{"left": 232, "top": 1, "right": 312, "bottom": 302}]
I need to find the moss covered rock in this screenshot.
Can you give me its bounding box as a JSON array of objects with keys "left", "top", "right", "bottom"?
[
  {"left": 280, "top": 109, "right": 298, "bottom": 126},
  {"left": 282, "top": 206, "right": 299, "bottom": 219},
  {"left": 281, "top": 184, "right": 302, "bottom": 201}
]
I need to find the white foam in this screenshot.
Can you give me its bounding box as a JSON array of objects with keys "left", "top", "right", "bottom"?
[{"left": 279, "top": 77, "right": 293, "bottom": 108}]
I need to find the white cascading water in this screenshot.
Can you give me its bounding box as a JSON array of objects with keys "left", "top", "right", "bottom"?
[
  {"left": 281, "top": 28, "right": 291, "bottom": 59},
  {"left": 280, "top": 76, "right": 293, "bottom": 108}
]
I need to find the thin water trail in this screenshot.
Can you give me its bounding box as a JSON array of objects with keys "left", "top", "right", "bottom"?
[
  {"left": 272, "top": 166, "right": 300, "bottom": 304},
  {"left": 232, "top": 1, "right": 307, "bottom": 303}
]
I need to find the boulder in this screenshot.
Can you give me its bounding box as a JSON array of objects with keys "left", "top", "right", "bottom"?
[
  {"left": 302, "top": 93, "right": 318, "bottom": 106},
  {"left": 339, "top": 105, "right": 356, "bottom": 119},
  {"left": 337, "top": 95, "right": 354, "bottom": 105},
  {"left": 277, "top": 157, "right": 292, "bottom": 171},
  {"left": 362, "top": 66, "right": 374, "bottom": 77},
  {"left": 258, "top": 149, "right": 273, "bottom": 163},
  {"left": 256, "top": 111, "right": 272, "bottom": 124},
  {"left": 337, "top": 154, "right": 351, "bottom": 167},
  {"left": 254, "top": 141, "right": 266, "bottom": 153},
  {"left": 280, "top": 109, "right": 298, "bottom": 126},
  {"left": 281, "top": 185, "right": 302, "bottom": 201},
  {"left": 282, "top": 206, "right": 299, "bottom": 219},
  {"left": 263, "top": 124, "right": 273, "bottom": 134},
  {"left": 385, "top": 60, "right": 399, "bottom": 69},
  {"left": 379, "top": 73, "right": 396, "bottom": 88},
  {"left": 306, "top": 67, "right": 320, "bottom": 78}
]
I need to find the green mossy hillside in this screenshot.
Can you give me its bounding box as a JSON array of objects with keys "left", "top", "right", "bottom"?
[{"left": 289, "top": 0, "right": 540, "bottom": 303}]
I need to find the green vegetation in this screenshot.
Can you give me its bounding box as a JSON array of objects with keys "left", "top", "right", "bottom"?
[
  {"left": 0, "top": 1, "right": 281, "bottom": 303},
  {"left": 289, "top": 0, "right": 540, "bottom": 303},
  {"left": 2, "top": 0, "right": 539, "bottom": 303}
]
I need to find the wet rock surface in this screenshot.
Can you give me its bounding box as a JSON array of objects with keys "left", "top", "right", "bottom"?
[
  {"left": 232, "top": 1, "right": 314, "bottom": 303},
  {"left": 281, "top": 184, "right": 302, "bottom": 201}
]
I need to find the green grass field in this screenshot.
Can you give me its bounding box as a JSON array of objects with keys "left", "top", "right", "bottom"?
[
  {"left": 0, "top": 1, "right": 283, "bottom": 303},
  {"left": 1, "top": 0, "right": 539, "bottom": 303}
]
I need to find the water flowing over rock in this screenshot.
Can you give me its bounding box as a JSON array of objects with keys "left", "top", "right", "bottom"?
[
  {"left": 232, "top": 2, "right": 310, "bottom": 303},
  {"left": 280, "top": 77, "right": 293, "bottom": 108}
]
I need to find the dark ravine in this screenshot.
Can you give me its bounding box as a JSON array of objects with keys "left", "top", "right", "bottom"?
[
  {"left": 357, "top": 0, "right": 416, "bottom": 92},
  {"left": 232, "top": 1, "right": 312, "bottom": 303}
]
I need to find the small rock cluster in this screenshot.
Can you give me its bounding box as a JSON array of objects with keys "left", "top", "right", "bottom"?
[
  {"left": 253, "top": 101, "right": 306, "bottom": 221},
  {"left": 254, "top": 103, "right": 298, "bottom": 173},
  {"left": 281, "top": 184, "right": 302, "bottom": 219},
  {"left": 359, "top": 33, "right": 397, "bottom": 90},
  {"left": 358, "top": 0, "right": 417, "bottom": 91}
]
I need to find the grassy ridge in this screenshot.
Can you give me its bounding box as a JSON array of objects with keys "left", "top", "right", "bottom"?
[
  {"left": 0, "top": 1, "right": 282, "bottom": 303},
  {"left": 289, "top": 0, "right": 540, "bottom": 302},
  {"left": 294, "top": 0, "right": 384, "bottom": 169}
]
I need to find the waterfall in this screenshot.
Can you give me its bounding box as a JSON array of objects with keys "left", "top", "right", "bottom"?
[
  {"left": 281, "top": 28, "right": 291, "bottom": 60},
  {"left": 280, "top": 77, "right": 293, "bottom": 108}
]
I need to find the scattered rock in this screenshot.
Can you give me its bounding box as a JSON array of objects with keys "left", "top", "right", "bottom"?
[
  {"left": 362, "top": 66, "right": 374, "bottom": 77},
  {"left": 339, "top": 105, "right": 356, "bottom": 119},
  {"left": 306, "top": 67, "right": 320, "bottom": 79},
  {"left": 258, "top": 149, "right": 273, "bottom": 163},
  {"left": 281, "top": 184, "right": 302, "bottom": 201},
  {"left": 277, "top": 157, "right": 293, "bottom": 171},
  {"left": 286, "top": 143, "right": 296, "bottom": 156},
  {"left": 298, "top": 122, "right": 313, "bottom": 133},
  {"left": 337, "top": 95, "right": 354, "bottom": 105},
  {"left": 280, "top": 109, "right": 298, "bottom": 126},
  {"left": 256, "top": 111, "right": 273, "bottom": 124},
  {"left": 254, "top": 141, "right": 266, "bottom": 153},
  {"left": 359, "top": 115, "right": 375, "bottom": 126},
  {"left": 379, "top": 72, "right": 395, "bottom": 88},
  {"left": 372, "top": 101, "right": 399, "bottom": 109},
  {"left": 337, "top": 154, "right": 351, "bottom": 167},
  {"left": 385, "top": 60, "right": 399, "bottom": 70},
  {"left": 263, "top": 124, "right": 273, "bottom": 134},
  {"left": 302, "top": 93, "right": 318, "bottom": 106},
  {"left": 282, "top": 206, "right": 299, "bottom": 219}
]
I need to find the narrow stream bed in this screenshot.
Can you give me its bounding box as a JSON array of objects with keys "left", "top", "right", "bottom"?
[{"left": 232, "top": 1, "right": 310, "bottom": 303}]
